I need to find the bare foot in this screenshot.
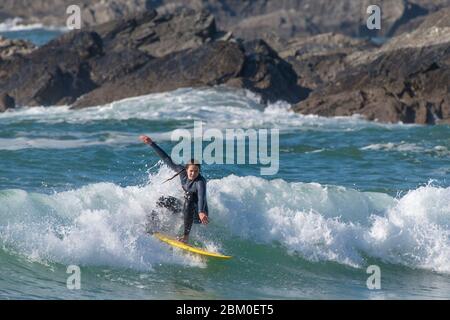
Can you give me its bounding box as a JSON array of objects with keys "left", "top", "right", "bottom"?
[{"left": 177, "top": 235, "right": 189, "bottom": 243}]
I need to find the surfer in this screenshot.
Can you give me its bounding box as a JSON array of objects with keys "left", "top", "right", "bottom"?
[{"left": 140, "top": 135, "right": 209, "bottom": 243}]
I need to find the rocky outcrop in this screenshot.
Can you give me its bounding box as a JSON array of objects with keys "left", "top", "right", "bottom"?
[
  {"left": 0, "top": 0, "right": 152, "bottom": 27},
  {"left": 155, "top": 0, "right": 434, "bottom": 39},
  {"left": 409, "top": 0, "right": 450, "bottom": 11},
  {"left": 80, "top": 0, "right": 153, "bottom": 26},
  {"left": 92, "top": 8, "right": 219, "bottom": 58},
  {"left": 0, "top": 9, "right": 307, "bottom": 110},
  {"left": 0, "top": 30, "right": 102, "bottom": 106},
  {"left": 293, "top": 8, "right": 450, "bottom": 124},
  {"left": 264, "top": 33, "right": 374, "bottom": 90},
  {"left": 2, "top": 0, "right": 445, "bottom": 39},
  {"left": 2, "top": 1, "right": 450, "bottom": 124},
  {"left": 72, "top": 40, "right": 245, "bottom": 108},
  {"left": 224, "top": 39, "right": 310, "bottom": 105},
  {"left": 0, "top": 93, "right": 15, "bottom": 111},
  {"left": 0, "top": 36, "right": 36, "bottom": 60}
]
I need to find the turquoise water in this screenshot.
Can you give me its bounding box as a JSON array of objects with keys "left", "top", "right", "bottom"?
[
  {"left": 0, "top": 28, "right": 64, "bottom": 46},
  {"left": 0, "top": 30, "right": 449, "bottom": 300},
  {"left": 0, "top": 18, "right": 65, "bottom": 46}
]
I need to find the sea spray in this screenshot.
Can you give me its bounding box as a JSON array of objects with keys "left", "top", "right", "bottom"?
[{"left": 1, "top": 169, "right": 449, "bottom": 273}]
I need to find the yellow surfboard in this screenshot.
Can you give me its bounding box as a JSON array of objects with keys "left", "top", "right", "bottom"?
[{"left": 153, "top": 232, "right": 232, "bottom": 259}]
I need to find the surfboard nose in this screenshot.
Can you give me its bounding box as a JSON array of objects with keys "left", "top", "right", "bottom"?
[{"left": 152, "top": 232, "right": 232, "bottom": 259}]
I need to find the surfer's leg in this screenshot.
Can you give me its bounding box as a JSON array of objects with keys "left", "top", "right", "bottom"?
[
  {"left": 179, "top": 200, "right": 196, "bottom": 243},
  {"left": 157, "top": 196, "right": 182, "bottom": 214},
  {"left": 146, "top": 196, "right": 182, "bottom": 233},
  {"left": 183, "top": 209, "right": 194, "bottom": 237}
]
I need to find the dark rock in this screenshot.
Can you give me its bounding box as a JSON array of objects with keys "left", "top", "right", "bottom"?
[
  {"left": 292, "top": 6, "right": 450, "bottom": 124},
  {"left": 230, "top": 39, "right": 310, "bottom": 104},
  {"left": 0, "top": 9, "right": 219, "bottom": 108},
  {"left": 88, "top": 49, "right": 151, "bottom": 85},
  {"left": 155, "top": 0, "right": 417, "bottom": 39},
  {"left": 0, "top": 93, "right": 15, "bottom": 111},
  {"left": 408, "top": 0, "right": 450, "bottom": 11},
  {"left": 269, "top": 33, "right": 374, "bottom": 89},
  {"left": 0, "top": 36, "right": 37, "bottom": 60},
  {"left": 1, "top": 9, "right": 306, "bottom": 110},
  {"left": 72, "top": 40, "right": 245, "bottom": 108},
  {"left": 0, "top": 0, "right": 153, "bottom": 27},
  {"left": 294, "top": 42, "right": 450, "bottom": 124},
  {"left": 2, "top": 0, "right": 444, "bottom": 39},
  {"left": 81, "top": 0, "right": 154, "bottom": 26},
  {"left": 73, "top": 37, "right": 307, "bottom": 108},
  {"left": 0, "top": 31, "right": 102, "bottom": 106},
  {"left": 93, "top": 9, "right": 217, "bottom": 58},
  {"left": 376, "top": 1, "right": 429, "bottom": 38}
]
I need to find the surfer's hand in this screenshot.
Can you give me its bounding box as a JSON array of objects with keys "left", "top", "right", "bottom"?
[
  {"left": 199, "top": 212, "right": 208, "bottom": 225},
  {"left": 139, "top": 135, "right": 153, "bottom": 145}
]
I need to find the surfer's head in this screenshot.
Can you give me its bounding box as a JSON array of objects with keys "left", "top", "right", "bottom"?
[{"left": 186, "top": 159, "right": 200, "bottom": 180}]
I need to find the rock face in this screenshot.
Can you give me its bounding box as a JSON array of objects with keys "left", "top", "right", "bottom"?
[
  {"left": 265, "top": 33, "right": 374, "bottom": 90},
  {"left": 92, "top": 8, "right": 218, "bottom": 58},
  {"left": 72, "top": 40, "right": 245, "bottom": 108},
  {"left": 2, "top": 1, "right": 450, "bottom": 124},
  {"left": 294, "top": 7, "right": 450, "bottom": 124},
  {"left": 0, "top": 0, "right": 153, "bottom": 27},
  {"left": 0, "top": 36, "right": 36, "bottom": 60},
  {"left": 0, "top": 9, "right": 308, "bottom": 109},
  {"left": 0, "top": 30, "right": 102, "bottom": 106},
  {"left": 1, "top": 0, "right": 445, "bottom": 39},
  {"left": 0, "top": 93, "right": 15, "bottom": 111},
  {"left": 409, "top": 0, "right": 450, "bottom": 11},
  {"left": 80, "top": 0, "right": 153, "bottom": 26},
  {"left": 224, "top": 39, "right": 310, "bottom": 105},
  {"left": 154, "top": 0, "right": 434, "bottom": 39}
]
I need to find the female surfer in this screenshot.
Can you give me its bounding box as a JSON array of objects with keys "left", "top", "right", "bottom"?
[{"left": 139, "top": 135, "right": 209, "bottom": 243}]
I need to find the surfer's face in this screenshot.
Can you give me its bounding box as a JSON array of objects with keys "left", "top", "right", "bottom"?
[{"left": 186, "top": 165, "right": 199, "bottom": 181}]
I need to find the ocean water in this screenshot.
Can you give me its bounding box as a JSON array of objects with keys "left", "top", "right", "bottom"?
[
  {"left": 0, "top": 28, "right": 449, "bottom": 300},
  {"left": 0, "top": 18, "right": 65, "bottom": 46}
]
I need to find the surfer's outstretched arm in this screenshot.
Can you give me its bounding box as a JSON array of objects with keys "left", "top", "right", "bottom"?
[{"left": 139, "top": 135, "right": 183, "bottom": 172}]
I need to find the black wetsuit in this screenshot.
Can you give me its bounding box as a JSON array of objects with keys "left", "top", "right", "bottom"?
[{"left": 150, "top": 141, "right": 208, "bottom": 236}]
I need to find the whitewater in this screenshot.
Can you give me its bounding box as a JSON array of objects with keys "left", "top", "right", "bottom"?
[{"left": 0, "top": 84, "right": 449, "bottom": 299}]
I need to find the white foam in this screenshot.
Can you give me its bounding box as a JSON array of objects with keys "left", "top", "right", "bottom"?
[
  {"left": 361, "top": 142, "right": 422, "bottom": 152},
  {"left": 0, "top": 128, "right": 177, "bottom": 150},
  {"left": 0, "top": 17, "right": 67, "bottom": 32},
  {"left": 1, "top": 168, "right": 448, "bottom": 273},
  {"left": 0, "top": 132, "right": 170, "bottom": 151},
  {"left": 364, "top": 185, "right": 450, "bottom": 273},
  {"left": 0, "top": 137, "right": 113, "bottom": 150},
  {"left": 0, "top": 167, "right": 206, "bottom": 270},
  {"left": 208, "top": 175, "right": 450, "bottom": 272},
  {"left": 361, "top": 142, "right": 450, "bottom": 156},
  {"left": 0, "top": 87, "right": 408, "bottom": 132}
]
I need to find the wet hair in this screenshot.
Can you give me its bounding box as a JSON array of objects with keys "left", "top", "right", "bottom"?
[
  {"left": 185, "top": 159, "right": 200, "bottom": 170},
  {"left": 163, "top": 159, "right": 200, "bottom": 183}
]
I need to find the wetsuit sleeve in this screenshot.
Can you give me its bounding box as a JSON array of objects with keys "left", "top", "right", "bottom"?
[
  {"left": 149, "top": 142, "right": 184, "bottom": 172},
  {"left": 197, "top": 179, "right": 208, "bottom": 214}
]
